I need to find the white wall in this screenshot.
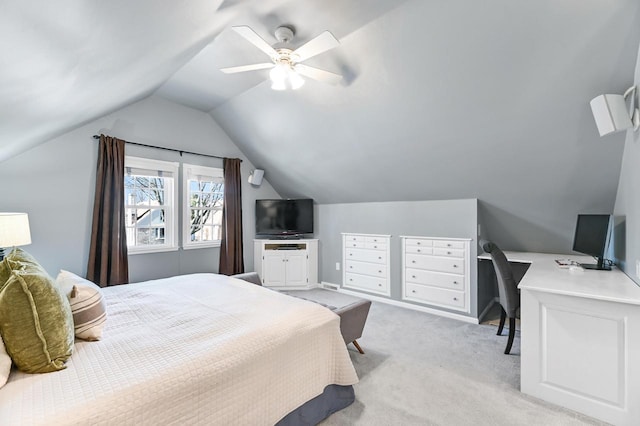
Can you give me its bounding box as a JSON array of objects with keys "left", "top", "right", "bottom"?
[
  {"left": 0, "top": 95, "right": 279, "bottom": 282},
  {"left": 613, "top": 42, "right": 640, "bottom": 285}
]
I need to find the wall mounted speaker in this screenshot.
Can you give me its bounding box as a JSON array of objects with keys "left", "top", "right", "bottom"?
[
  {"left": 248, "top": 169, "right": 264, "bottom": 186},
  {"left": 590, "top": 94, "right": 633, "bottom": 137}
]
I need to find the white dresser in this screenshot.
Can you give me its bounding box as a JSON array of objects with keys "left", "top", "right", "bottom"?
[
  {"left": 342, "top": 233, "right": 391, "bottom": 296},
  {"left": 401, "top": 236, "right": 471, "bottom": 313}
]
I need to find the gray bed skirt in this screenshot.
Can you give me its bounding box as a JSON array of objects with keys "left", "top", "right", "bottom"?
[{"left": 276, "top": 384, "right": 355, "bottom": 426}]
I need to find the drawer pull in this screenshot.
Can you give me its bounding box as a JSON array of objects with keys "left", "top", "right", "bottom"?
[
  {"left": 412, "top": 275, "right": 416, "bottom": 279},
  {"left": 453, "top": 264, "right": 458, "bottom": 268},
  {"left": 412, "top": 260, "right": 416, "bottom": 264},
  {"left": 352, "top": 243, "right": 357, "bottom": 247},
  {"left": 349, "top": 266, "right": 353, "bottom": 269},
  {"left": 453, "top": 297, "right": 458, "bottom": 301},
  {"left": 412, "top": 290, "right": 416, "bottom": 293},
  {"left": 417, "top": 242, "right": 421, "bottom": 245},
  {"left": 349, "top": 253, "right": 353, "bottom": 256},
  {"left": 373, "top": 239, "right": 378, "bottom": 242},
  {"left": 453, "top": 281, "right": 458, "bottom": 284},
  {"left": 374, "top": 245, "right": 378, "bottom": 248},
  {"left": 447, "top": 244, "right": 452, "bottom": 247},
  {"left": 447, "top": 251, "right": 451, "bottom": 255},
  {"left": 378, "top": 256, "right": 382, "bottom": 260},
  {"left": 378, "top": 283, "right": 382, "bottom": 287},
  {"left": 417, "top": 249, "right": 421, "bottom": 252},
  {"left": 349, "top": 279, "right": 353, "bottom": 282},
  {"left": 378, "top": 270, "right": 382, "bottom": 273}
]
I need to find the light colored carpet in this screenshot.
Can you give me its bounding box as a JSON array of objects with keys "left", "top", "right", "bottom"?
[{"left": 292, "top": 293, "right": 607, "bottom": 426}]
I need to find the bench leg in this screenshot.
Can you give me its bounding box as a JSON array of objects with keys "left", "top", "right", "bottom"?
[{"left": 352, "top": 340, "right": 365, "bottom": 354}]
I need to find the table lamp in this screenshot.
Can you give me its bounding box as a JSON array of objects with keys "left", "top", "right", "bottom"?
[{"left": 0, "top": 212, "right": 32, "bottom": 260}]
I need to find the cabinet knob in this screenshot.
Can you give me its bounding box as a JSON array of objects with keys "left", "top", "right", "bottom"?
[
  {"left": 412, "top": 275, "right": 416, "bottom": 279},
  {"left": 374, "top": 245, "right": 378, "bottom": 248},
  {"left": 349, "top": 266, "right": 353, "bottom": 269},
  {"left": 353, "top": 243, "right": 356, "bottom": 247},
  {"left": 349, "top": 253, "right": 353, "bottom": 256},
  {"left": 412, "top": 290, "right": 416, "bottom": 293},
  {"left": 412, "top": 260, "right": 416, "bottom": 264},
  {"left": 378, "top": 283, "right": 382, "bottom": 287},
  {"left": 453, "top": 281, "right": 458, "bottom": 284},
  {"left": 378, "top": 256, "right": 382, "bottom": 260},
  {"left": 417, "top": 249, "right": 421, "bottom": 252},
  {"left": 453, "top": 297, "right": 458, "bottom": 301},
  {"left": 453, "top": 264, "right": 458, "bottom": 268},
  {"left": 447, "top": 251, "right": 451, "bottom": 255},
  {"left": 378, "top": 270, "right": 382, "bottom": 273},
  {"left": 417, "top": 242, "right": 421, "bottom": 245},
  {"left": 349, "top": 279, "right": 353, "bottom": 282},
  {"left": 447, "top": 244, "right": 452, "bottom": 247}
]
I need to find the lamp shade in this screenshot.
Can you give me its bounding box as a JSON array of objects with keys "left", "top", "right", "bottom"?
[
  {"left": 590, "top": 94, "right": 633, "bottom": 137},
  {"left": 0, "top": 212, "right": 32, "bottom": 248}
]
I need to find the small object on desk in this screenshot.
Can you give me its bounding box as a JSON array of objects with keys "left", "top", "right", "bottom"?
[{"left": 555, "top": 258, "right": 576, "bottom": 268}]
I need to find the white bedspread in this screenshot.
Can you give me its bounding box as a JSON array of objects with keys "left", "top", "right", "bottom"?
[{"left": 0, "top": 274, "right": 358, "bottom": 425}]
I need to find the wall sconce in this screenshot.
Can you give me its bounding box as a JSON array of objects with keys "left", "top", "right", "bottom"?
[
  {"left": 590, "top": 86, "right": 640, "bottom": 137},
  {"left": 0, "top": 212, "right": 32, "bottom": 260}
]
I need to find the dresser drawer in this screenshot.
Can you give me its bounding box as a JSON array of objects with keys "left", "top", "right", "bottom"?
[
  {"left": 344, "top": 235, "right": 365, "bottom": 243},
  {"left": 344, "top": 273, "right": 388, "bottom": 294},
  {"left": 404, "top": 283, "right": 465, "bottom": 309},
  {"left": 345, "top": 248, "right": 386, "bottom": 264},
  {"left": 405, "top": 238, "right": 433, "bottom": 247},
  {"left": 345, "top": 240, "right": 365, "bottom": 249},
  {"left": 365, "top": 241, "right": 387, "bottom": 250},
  {"left": 405, "top": 245, "right": 433, "bottom": 255},
  {"left": 405, "top": 268, "right": 464, "bottom": 290},
  {"left": 346, "top": 260, "right": 386, "bottom": 278},
  {"left": 433, "top": 240, "right": 465, "bottom": 249},
  {"left": 433, "top": 247, "right": 465, "bottom": 258},
  {"left": 365, "top": 236, "right": 386, "bottom": 244},
  {"left": 406, "top": 254, "right": 465, "bottom": 275}
]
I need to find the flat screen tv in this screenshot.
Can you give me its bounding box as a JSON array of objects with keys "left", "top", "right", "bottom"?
[
  {"left": 255, "top": 199, "right": 314, "bottom": 237},
  {"left": 572, "top": 214, "right": 612, "bottom": 270}
]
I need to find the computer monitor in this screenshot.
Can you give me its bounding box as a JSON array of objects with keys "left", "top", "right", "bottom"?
[{"left": 572, "top": 214, "right": 612, "bottom": 270}]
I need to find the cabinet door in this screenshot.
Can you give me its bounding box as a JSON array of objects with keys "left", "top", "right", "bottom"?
[
  {"left": 263, "top": 251, "right": 287, "bottom": 287},
  {"left": 284, "top": 251, "right": 307, "bottom": 287}
]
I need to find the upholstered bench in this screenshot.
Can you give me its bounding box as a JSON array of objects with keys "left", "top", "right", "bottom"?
[{"left": 232, "top": 272, "right": 372, "bottom": 354}]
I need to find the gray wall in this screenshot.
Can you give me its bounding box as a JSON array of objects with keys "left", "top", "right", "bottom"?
[
  {"left": 0, "top": 95, "right": 280, "bottom": 282},
  {"left": 316, "top": 199, "right": 482, "bottom": 318},
  {"left": 613, "top": 42, "right": 640, "bottom": 285}
]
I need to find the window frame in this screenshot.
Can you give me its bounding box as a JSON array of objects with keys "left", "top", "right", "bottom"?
[
  {"left": 124, "top": 156, "right": 179, "bottom": 255},
  {"left": 182, "top": 164, "right": 225, "bottom": 250}
]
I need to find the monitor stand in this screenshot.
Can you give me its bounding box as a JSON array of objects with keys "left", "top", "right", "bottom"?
[{"left": 580, "top": 257, "right": 611, "bottom": 271}]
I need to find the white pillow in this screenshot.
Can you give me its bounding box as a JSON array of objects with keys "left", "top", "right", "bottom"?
[
  {"left": 0, "top": 334, "right": 11, "bottom": 388},
  {"left": 56, "top": 270, "right": 107, "bottom": 341}
]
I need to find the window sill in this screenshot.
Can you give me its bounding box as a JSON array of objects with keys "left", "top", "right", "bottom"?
[
  {"left": 183, "top": 241, "right": 222, "bottom": 250},
  {"left": 127, "top": 246, "right": 179, "bottom": 256}
]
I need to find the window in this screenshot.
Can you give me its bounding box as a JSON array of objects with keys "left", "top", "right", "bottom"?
[
  {"left": 183, "top": 164, "right": 224, "bottom": 249},
  {"left": 124, "top": 157, "right": 179, "bottom": 254}
]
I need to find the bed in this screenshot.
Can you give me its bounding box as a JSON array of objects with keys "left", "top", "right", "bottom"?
[{"left": 0, "top": 273, "right": 358, "bottom": 425}]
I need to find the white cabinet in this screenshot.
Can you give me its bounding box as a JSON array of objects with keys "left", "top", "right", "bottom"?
[
  {"left": 254, "top": 239, "right": 318, "bottom": 289},
  {"left": 342, "top": 233, "right": 391, "bottom": 296},
  {"left": 401, "top": 236, "right": 471, "bottom": 313}
]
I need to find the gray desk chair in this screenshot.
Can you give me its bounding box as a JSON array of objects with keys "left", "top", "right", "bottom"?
[{"left": 480, "top": 240, "right": 519, "bottom": 354}]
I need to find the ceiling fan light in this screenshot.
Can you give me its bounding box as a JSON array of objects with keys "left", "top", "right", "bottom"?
[
  {"left": 289, "top": 71, "right": 305, "bottom": 90},
  {"left": 269, "top": 64, "right": 289, "bottom": 84},
  {"left": 271, "top": 80, "right": 286, "bottom": 91}
]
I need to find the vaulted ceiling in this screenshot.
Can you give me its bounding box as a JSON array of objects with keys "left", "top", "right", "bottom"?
[{"left": 2, "top": 0, "right": 640, "bottom": 251}]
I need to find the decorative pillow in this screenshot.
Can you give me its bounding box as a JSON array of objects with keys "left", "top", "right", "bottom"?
[
  {"left": 0, "top": 334, "right": 11, "bottom": 388},
  {"left": 0, "top": 270, "right": 74, "bottom": 373},
  {"left": 56, "top": 270, "right": 107, "bottom": 341},
  {"left": 0, "top": 247, "right": 45, "bottom": 291}
]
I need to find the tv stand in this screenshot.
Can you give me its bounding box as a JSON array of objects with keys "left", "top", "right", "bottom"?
[{"left": 254, "top": 239, "right": 318, "bottom": 289}]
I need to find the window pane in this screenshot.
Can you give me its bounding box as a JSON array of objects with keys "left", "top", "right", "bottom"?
[
  {"left": 148, "top": 227, "right": 165, "bottom": 245},
  {"left": 136, "top": 228, "right": 150, "bottom": 245},
  {"left": 190, "top": 193, "right": 201, "bottom": 208}
]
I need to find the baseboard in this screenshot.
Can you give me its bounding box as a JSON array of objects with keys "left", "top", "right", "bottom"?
[{"left": 320, "top": 281, "right": 479, "bottom": 324}]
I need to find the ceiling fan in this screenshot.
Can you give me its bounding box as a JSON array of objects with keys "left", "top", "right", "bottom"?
[{"left": 220, "top": 25, "right": 343, "bottom": 90}]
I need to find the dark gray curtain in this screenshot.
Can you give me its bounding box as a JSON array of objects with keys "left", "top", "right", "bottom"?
[
  {"left": 219, "top": 158, "right": 244, "bottom": 275},
  {"left": 87, "top": 134, "right": 129, "bottom": 287}
]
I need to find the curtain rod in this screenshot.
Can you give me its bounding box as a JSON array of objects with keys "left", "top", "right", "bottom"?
[{"left": 92, "top": 134, "right": 240, "bottom": 162}]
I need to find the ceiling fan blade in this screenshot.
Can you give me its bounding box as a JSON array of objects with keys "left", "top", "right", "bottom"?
[
  {"left": 220, "top": 63, "right": 274, "bottom": 74},
  {"left": 294, "top": 64, "right": 343, "bottom": 85},
  {"left": 231, "top": 26, "right": 277, "bottom": 58},
  {"left": 292, "top": 31, "right": 340, "bottom": 62}
]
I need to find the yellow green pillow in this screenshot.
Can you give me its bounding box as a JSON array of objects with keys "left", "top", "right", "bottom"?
[
  {"left": 0, "top": 269, "right": 74, "bottom": 373},
  {"left": 0, "top": 248, "right": 45, "bottom": 291}
]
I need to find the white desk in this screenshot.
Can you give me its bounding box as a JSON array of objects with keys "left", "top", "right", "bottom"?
[{"left": 481, "top": 251, "right": 640, "bottom": 425}]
